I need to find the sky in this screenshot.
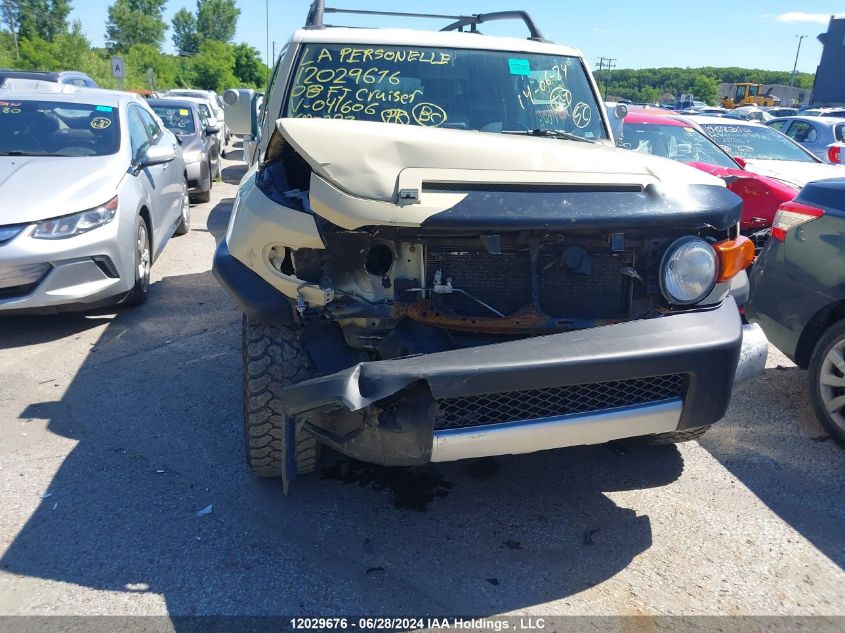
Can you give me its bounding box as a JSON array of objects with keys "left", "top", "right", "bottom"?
[{"left": 68, "top": 0, "right": 843, "bottom": 73}]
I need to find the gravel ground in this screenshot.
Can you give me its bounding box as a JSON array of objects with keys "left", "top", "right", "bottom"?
[{"left": 0, "top": 150, "right": 843, "bottom": 619}]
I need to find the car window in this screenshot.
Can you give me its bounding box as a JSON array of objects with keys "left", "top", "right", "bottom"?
[
  {"left": 127, "top": 106, "right": 151, "bottom": 158},
  {"left": 198, "top": 103, "right": 213, "bottom": 121},
  {"left": 768, "top": 120, "right": 788, "bottom": 131},
  {"left": 284, "top": 44, "right": 608, "bottom": 140},
  {"left": 136, "top": 107, "right": 162, "bottom": 142},
  {"left": 0, "top": 99, "right": 120, "bottom": 157},
  {"left": 618, "top": 122, "right": 738, "bottom": 169},
  {"left": 700, "top": 123, "right": 817, "bottom": 162},
  {"left": 785, "top": 121, "right": 818, "bottom": 143},
  {"left": 151, "top": 104, "right": 196, "bottom": 135},
  {"left": 836, "top": 124, "right": 845, "bottom": 143}
]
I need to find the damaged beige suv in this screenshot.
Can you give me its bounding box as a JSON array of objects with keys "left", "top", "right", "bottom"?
[{"left": 216, "top": 1, "right": 767, "bottom": 490}]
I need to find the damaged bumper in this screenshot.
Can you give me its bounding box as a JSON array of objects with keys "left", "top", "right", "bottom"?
[{"left": 285, "top": 298, "right": 767, "bottom": 466}]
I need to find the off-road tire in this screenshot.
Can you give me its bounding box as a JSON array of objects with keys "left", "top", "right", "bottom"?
[
  {"left": 808, "top": 319, "right": 845, "bottom": 448},
  {"left": 242, "top": 315, "right": 320, "bottom": 478},
  {"left": 642, "top": 426, "right": 711, "bottom": 444}
]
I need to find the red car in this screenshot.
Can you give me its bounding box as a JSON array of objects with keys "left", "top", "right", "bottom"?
[{"left": 618, "top": 112, "right": 798, "bottom": 234}]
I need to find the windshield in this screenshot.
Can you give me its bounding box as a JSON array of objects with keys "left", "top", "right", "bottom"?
[
  {"left": 151, "top": 105, "right": 196, "bottom": 135},
  {"left": 618, "top": 122, "right": 738, "bottom": 169},
  {"left": 0, "top": 100, "right": 120, "bottom": 157},
  {"left": 699, "top": 123, "right": 817, "bottom": 162},
  {"left": 284, "top": 44, "right": 607, "bottom": 140}
]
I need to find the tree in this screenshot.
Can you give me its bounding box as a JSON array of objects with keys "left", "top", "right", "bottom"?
[
  {"left": 690, "top": 75, "right": 718, "bottom": 105},
  {"left": 196, "top": 0, "right": 238, "bottom": 43},
  {"left": 232, "top": 42, "right": 264, "bottom": 88},
  {"left": 15, "top": 0, "right": 70, "bottom": 41},
  {"left": 171, "top": 7, "right": 199, "bottom": 55},
  {"left": 105, "top": 0, "right": 167, "bottom": 52},
  {"left": 190, "top": 39, "right": 236, "bottom": 92},
  {"left": 1, "top": 0, "right": 20, "bottom": 59}
]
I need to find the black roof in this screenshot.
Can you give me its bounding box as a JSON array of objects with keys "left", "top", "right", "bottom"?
[{"left": 0, "top": 70, "right": 61, "bottom": 82}]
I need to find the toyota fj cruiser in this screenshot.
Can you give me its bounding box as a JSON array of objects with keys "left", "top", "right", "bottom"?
[{"left": 215, "top": 1, "right": 768, "bottom": 490}]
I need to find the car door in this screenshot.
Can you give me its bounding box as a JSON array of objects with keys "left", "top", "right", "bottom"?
[
  {"left": 785, "top": 120, "right": 823, "bottom": 160},
  {"left": 127, "top": 105, "right": 174, "bottom": 257},
  {"left": 198, "top": 108, "right": 220, "bottom": 174}
]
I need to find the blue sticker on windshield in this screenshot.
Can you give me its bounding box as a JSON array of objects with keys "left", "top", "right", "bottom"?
[
  {"left": 96, "top": 106, "right": 113, "bottom": 112},
  {"left": 508, "top": 58, "right": 531, "bottom": 76}
]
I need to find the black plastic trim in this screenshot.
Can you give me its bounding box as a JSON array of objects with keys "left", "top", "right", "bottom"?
[
  {"left": 212, "top": 239, "right": 294, "bottom": 322},
  {"left": 421, "top": 183, "right": 742, "bottom": 231}
]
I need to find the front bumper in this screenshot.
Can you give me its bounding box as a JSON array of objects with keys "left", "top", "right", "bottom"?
[
  {"left": 285, "top": 299, "right": 768, "bottom": 466},
  {"left": 186, "top": 160, "right": 209, "bottom": 194},
  {"left": 0, "top": 218, "right": 133, "bottom": 313}
]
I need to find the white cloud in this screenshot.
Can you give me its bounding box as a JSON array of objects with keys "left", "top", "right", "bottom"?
[{"left": 776, "top": 12, "right": 834, "bottom": 24}]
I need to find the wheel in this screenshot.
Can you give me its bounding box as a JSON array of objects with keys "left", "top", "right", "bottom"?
[
  {"left": 808, "top": 320, "right": 845, "bottom": 447},
  {"left": 195, "top": 166, "right": 212, "bottom": 203},
  {"left": 123, "top": 214, "right": 151, "bottom": 306},
  {"left": 242, "top": 315, "right": 321, "bottom": 487},
  {"left": 174, "top": 182, "right": 190, "bottom": 235},
  {"left": 641, "top": 426, "right": 711, "bottom": 444}
]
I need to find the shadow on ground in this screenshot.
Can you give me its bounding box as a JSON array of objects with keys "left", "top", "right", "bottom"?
[
  {"left": 0, "top": 265, "right": 686, "bottom": 615},
  {"left": 700, "top": 366, "right": 845, "bottom": 571}
]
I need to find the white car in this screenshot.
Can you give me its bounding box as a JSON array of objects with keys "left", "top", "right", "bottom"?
[
  {"left": 686, "top": 115, "right": 845, "bottom": 189},
  {"left": 162, "top": 93, "right": 228, "bottom": 157},
  {"left": 0, "top": 88, "right": 189, "bottom": 313}
]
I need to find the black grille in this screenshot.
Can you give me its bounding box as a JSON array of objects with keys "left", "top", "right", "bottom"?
[
  {"left": 425, "top": 245, "right": 530, "bottom": 317},
  {"left": 538, "top": 252, "right": 630, "bottom": 319},
  {"left": 435, "top": 374, "right": 685, "bottom": 430}
]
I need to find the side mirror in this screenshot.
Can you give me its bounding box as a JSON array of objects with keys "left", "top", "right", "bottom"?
[
  {"left": 223, "top": 88, "right": 258, "bottom": 137},
  {"left": 614, "top": 103, "right": 629, "bottom": 120},
  {"left": 139, "top": 143, "right": 176, "bottom": 167},
  {"left": 733, "top": 156, "right": 747, "bottom": 169},
  {"left": 205, "top": 125, "right": 220, "bottom": 136}
]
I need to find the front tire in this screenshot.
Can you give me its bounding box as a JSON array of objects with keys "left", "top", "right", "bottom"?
[
  {"left": 808, "top": 320, "right": 845, "bottom": 447},
  {"left": 123, "top": 214, "right": 151, "bottom": 306},
  {"left": 174, "top": 182, "right": 190, "bottom": 235},
  {"left": 242, "top": 316, "right": 321, "bottom": 485}
]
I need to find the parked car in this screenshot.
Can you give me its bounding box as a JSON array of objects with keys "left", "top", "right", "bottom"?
[
  {"left": 802, "top": 107, "right": 845, "bottom": 118},
  {"left": 746, "top": 179, "right": 845, "bottom": 447},
  {"left": 767, "top": 116, "right": 845, "bottom": 165},
  {"left": 762, "top": 107, "right": 798, "bottom": 118},
  {"left": 148, "top": 98, "right": 221, "bottom": 203},
  {"left": 687, "top": 116, "right": 845, "bottom": 189},
  {"left": 724, "top": 106, "right": 773, "bottom": 122},
  {"left": 0, "top": 69, "right": 98, "bottom": 88},
  {"left": 162, "top": 93, "right": 228, "bottom": 157},
  {"left": 164, "top": 89, "right": 229, "bottom": 143},
  {"left": 619, "top": 112, "right": 798, "bottom": 235},
  {"left": 0, "top": 88, "right": 189, "bottom": 313},
  {"left": 214, "top": 1, "right": 766, "bottom": 490}
]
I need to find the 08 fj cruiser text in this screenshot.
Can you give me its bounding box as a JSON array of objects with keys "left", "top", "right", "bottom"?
[{"left": 215, "top": 1, "right": 768, "bottom": 490}]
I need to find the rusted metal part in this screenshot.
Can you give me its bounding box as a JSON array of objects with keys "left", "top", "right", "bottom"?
[{"left": 394, "top": 300, "right": 621, "bottom": 334}]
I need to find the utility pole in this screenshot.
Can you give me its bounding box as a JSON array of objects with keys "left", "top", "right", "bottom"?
[
  {"left": 789, "top": 34, "right": 807, "bottom": 91},
  {"left": 596, "top": 57, "right": 617, "bottom": 100},
  {"left": 266, "top": 0, "right": 270, "bottom": 81}
]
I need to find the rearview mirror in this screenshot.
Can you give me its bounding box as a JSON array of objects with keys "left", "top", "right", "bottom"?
[
  {"left": 139, "top": 144, "right": 176, "bottom": 167},
  {"left": 733, "top": 156, "right": 747, "bottom": 169}
]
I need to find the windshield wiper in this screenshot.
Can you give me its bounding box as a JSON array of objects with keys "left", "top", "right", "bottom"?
[
  {"left": 0, "top": 151, "right": 49, "bottom": 156},
  {"left": 502, "top": 129, "right": 595, "bottom": 143}
]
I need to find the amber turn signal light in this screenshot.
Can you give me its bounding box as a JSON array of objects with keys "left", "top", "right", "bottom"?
[{"left": 713, "top": 235, "right": 755, "bottom": 283}]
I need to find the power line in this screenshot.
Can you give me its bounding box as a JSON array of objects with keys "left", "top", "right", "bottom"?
[{"left": 596, "top": 57, "right": 617, "bottom": 100}]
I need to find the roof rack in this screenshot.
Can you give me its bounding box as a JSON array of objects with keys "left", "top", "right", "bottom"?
[{"left": 304, "top": 0, "right": 547, "bottom": 42}]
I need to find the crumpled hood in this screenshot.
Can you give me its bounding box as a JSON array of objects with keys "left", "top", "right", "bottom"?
[
  {"left": 0, "top": 154, "right": 124, "bottom": 224},
  {"left": 743, "top": 159, "right": 845, "bottom": 189},
  {"left": 277, "top": 118, "right": 722, "bottom": 203}
]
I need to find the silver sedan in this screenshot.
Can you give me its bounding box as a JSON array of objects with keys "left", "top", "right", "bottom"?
[
  {"left": 767, "top": 115, "right": 845, "bottom": 165},
  {"left": 0, "top": 89, "right": 189, "bottom": 313}
]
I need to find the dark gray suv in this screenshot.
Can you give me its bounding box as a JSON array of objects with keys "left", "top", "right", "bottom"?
[{"left": 746, "top": 178, "right": 845, "bottom": 446}]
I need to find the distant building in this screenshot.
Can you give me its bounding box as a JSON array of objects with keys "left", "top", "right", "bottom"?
[
  {"left": 718, "top": 83, "right": 811, "bottom": 107},
  {"left": 812, "top": 14, "right": 845, "bottom": 106}
]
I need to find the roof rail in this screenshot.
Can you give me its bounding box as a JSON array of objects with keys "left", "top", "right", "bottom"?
[{"left": 303, "top": 1, "right": 547, "bottom": 41}]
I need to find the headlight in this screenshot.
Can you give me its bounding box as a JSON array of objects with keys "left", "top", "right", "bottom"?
[
  {"left": 32, "top": 196, "right": 118, "bottom": 240},
  {"left": 182, "top": 150, "right": 202, "bottom": 164},
  {"left": 660, "top": 236, "right": 718, "bottom": 305}
]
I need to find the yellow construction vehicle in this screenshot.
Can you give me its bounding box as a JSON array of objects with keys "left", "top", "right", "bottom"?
[{"left": 721, "top": 83, "right": 777, "bottom": 108}]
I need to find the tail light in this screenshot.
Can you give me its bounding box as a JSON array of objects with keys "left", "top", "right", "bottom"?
[
  {"left": 713, "top": 235, "right": 755, "bottom": 282},
  {"left": 828, "top": 145, "right": 842, "bottom": 164},
  {"left": 771, "top": 201, "right": 825, "bottom": 241}
]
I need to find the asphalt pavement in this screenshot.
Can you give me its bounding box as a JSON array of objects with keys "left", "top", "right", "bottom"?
[{"left": 0, "top": 149, "right": 843, "bottom": 619}]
